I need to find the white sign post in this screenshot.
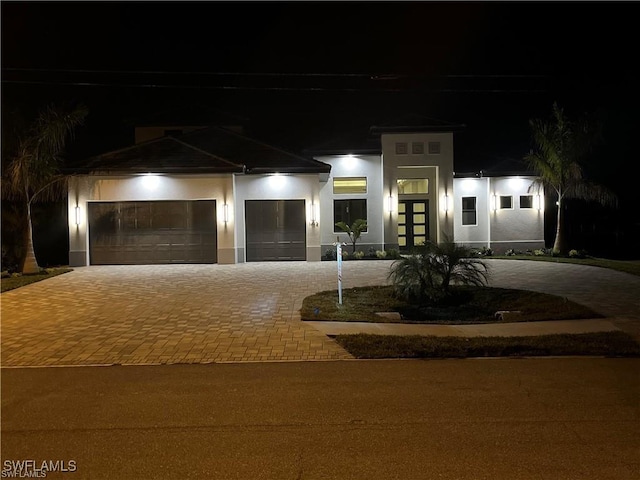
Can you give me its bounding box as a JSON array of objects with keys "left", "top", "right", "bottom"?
[{"left": 334, "top": 241, "right": 347, "bottom": 305}]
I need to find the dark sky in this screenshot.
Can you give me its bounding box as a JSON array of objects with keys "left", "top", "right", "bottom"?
[{"left": 2, "top": 1, "right": 638, "bottom": 179}]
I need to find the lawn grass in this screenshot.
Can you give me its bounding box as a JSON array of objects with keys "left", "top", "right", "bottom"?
[
  {"left": 335, "top": 331, "right": 640, "bottom": 359},
  {"left": 490, "top": 255, "right": 640, "bottom": 277},
  {"left": 301, "top": 285, "right": 600, "bottom": 324},
  {"left": 1, "top": 268, "right": 73, "bottom": 293}
]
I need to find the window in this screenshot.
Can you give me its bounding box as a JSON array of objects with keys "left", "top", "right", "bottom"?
[
  {"left": 520, "top": 195, "right": 533, "bottom": 209},
  {"left": 333, "top": 177, "right": 367, "bottom": 194},
  {"left": 334, "top": 199, "right": 367, "bottom": 231},
  {"left": 462, "top": 197, "right": 477, "bottom": 225},
  {"left": 397, "top": 179, "right": 429, "bottom": 194},
  {"left": 500, "top": 196, "right": 513, "bottom": 209},
  {"left": 411, "top": 142, "right": 424, "bottom": 154},
  {"left": 428, "top": 141, "right": 441, "bottom": 154},
  {"left": 395, "top": 142, "right": 408, "bottom": 154}
]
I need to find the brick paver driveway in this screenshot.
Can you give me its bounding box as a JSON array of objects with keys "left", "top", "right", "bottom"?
[
  {"left": 1, "top": 262, "right": 391, "bottom": 367},
  {"left": 2, "top": 260, "right": 639, "bottom": 367}
]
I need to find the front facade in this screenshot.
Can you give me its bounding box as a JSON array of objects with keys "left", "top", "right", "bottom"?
[{"left": 67, "top": 123, "right": 544, "bottom": 266}]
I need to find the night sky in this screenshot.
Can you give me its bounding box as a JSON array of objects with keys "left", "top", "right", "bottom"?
[{"left": 2, "top": 1, "right": 639, "bottom": 254}]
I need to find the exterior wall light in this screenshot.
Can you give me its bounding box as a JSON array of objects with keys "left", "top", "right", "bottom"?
[
  {"left": 388, "top": 195, "right": 394, "bottom": 213},
  {"left": 445, "top": 195, "right": 451, "bottom": 213},
  {"left": 491, "top": 195, "right": 497, "bottom": 211},
  {"left": 534, "top": 194, "right": 542, "bottom": 211},
  {"left": 310, "top": 203, "right": 319, "bottom": 227},
  {"left": 223, "top": 204, "right": 229, "bottom": 223},
  {"left": 75, "top": 206, "right": 81, "bottom": 226}
]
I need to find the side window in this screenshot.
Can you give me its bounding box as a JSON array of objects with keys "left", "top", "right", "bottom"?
[
  {"left": 462, "top": 197, "right": 477, "bottom": 225},
  {"left": 520, "top": 195, "right": 533, "bottom": 209},
  {"left": 499, "top": 196, "right": 513, "bottom": 209}
]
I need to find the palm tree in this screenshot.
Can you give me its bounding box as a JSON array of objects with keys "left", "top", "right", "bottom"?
[
  {"left": 2, "top": 103, "right": 88, "bottom": 273},
  {"left": 335, "top": 218, "right": 368, "bottom": 254},
  {"left": 525, "top": 103, "right": 616, "bottom": 254},
  {"left": 388, "top": 237, "right": 489, "bottom": 303}
]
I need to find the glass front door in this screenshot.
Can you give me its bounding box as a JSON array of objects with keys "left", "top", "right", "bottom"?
[{"left": 398, "top": 200, "right": 429, "bottom": 251}]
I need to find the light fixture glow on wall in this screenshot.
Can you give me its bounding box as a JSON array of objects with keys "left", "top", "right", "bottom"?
[
  {"left": 534, "top": 194, "right": 542, "bottom": 211},
  {"left": 445, "top": 195, "right": 451, "bottom": 213},
  {"left": 388, "top": 195, "right": 394, "bottom": 213},
  {"left": 141, "top": 173, "right": 160, "bottom": 190},
  {"left": 491, "top": 195, "right": 497, "bottom": 211},
  {"left": 223, "top": 204, "right": 229, "bottom": 223},
  {"left": 74, "top": 206, "right": 81, "bottom": 226},
  {"left": 310, "top": 203, "right": 319, "bottom": 226}
]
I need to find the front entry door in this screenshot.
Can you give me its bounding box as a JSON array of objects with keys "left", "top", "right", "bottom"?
[{"left": 398, "top": 200, "right": 429, "bottom": 251}]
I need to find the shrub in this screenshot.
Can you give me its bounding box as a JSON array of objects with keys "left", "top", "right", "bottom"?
[
  {"left": 388, "top": 237, "right": 489, "bottom": 304},
  {"left": 385, "top": 248, "right": 401, "bottom": 259},
  {"left": 505, "top": 249, "right": 516, "bottom": 256},
  {"left": 376, "top": 250, "right": 387, "bottom": 259},
  {"left": 366, "top": 247, "right": 377, "bottom": 258},
  {"left": 533, "top": 249, "right": 546, "bottom": 256},
  {"left": 569, "top": 249, "right": 588, "bottom": 259},
  {"left": 473, "top": 246, "right": 493, "bottom": 257},
  {"left": 354, "top": 250, "right": 365, "bottom": 260},
  {"left": 322, "top": 248, "right": 337, "bottom": 261}
]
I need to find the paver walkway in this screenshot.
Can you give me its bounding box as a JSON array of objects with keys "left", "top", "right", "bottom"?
[{"left": 1, "top": 260, "right": 639, "bottom": 367}]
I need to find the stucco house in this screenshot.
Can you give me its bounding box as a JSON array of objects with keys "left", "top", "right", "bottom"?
[{"left": 67, "top": 120, "right": 544, "bottom": 266}]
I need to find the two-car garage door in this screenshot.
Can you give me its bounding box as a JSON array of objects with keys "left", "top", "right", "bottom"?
[{"left": 88, "top": 200, "right": 217, "bottom": 264}]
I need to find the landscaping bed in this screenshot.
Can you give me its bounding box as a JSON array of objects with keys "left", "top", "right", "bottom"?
[
  {"left": 1, "top": 268, "right": 73, "bottom": 293},
  {"left": 335, "top": 331, "right": 640, "bottom": 359},
  {"left": 301, "top": 285, "right": 601, "bottom": 324}
]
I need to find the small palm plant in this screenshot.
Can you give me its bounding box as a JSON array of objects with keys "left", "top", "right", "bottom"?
[
  {"left": 388, "top": 237, "right": 489, "bottom": 304},
  {"left": 335, "top": 218, "right": 367, "bottom": 254}
]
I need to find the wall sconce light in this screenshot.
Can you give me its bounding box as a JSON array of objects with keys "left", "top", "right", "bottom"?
[
  {"left": 310, "top": 203, "right": 319, "bottom": 227},
  {"left": 223, "top": 204, "right": 229, "bottom": 223},
  {"left": 445, "top": 195, "right": 451, "bottom": 213},
  {"left": 75, "top": 206, "right": 81, "bottom": 226},
  {"left": 388, "top": 195, "right": 394, "bottom": 213},
  {"left": 491, "top": 195, "right": 497, "bottom": 211},
  {"left": 534, "top": 194, "right": 542, "bottom": 211}
]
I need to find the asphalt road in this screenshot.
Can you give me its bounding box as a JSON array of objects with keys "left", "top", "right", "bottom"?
[{"left": 2, "top": 359, "right": 638, "bottom": 480}]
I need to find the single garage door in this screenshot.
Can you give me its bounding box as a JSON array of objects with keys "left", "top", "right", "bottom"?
[
  {"left": 88, "top": 200, "right": 217, "bottom": 264},
  {"left": 245, "top": 200, "right": 306, "bottom": 261}
]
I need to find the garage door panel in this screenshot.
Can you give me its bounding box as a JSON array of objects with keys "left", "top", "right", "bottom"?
[
  {"left": 89, "top": 200, "right": 217, "bottom": 265},
  {"left": 245, "top": 200, "right": 306, "bottom": 262}
]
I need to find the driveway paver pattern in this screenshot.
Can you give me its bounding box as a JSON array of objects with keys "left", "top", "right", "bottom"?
[{"left": 1, "top": 259, "right": 639, "bottom": 367}]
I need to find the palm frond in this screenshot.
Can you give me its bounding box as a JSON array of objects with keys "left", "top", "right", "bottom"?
[
  {"left": 32, "top": 104, "right": 88, "bottom": 161},
  {"left": 567, "top": 181, "right": 618, "bottom": 207}
]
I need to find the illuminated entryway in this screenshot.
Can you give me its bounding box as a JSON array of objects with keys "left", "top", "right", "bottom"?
[
  {"left": 398, "top": 200, "right": 429, "bottom": 251},
  {"left": 245, "top": 200, "right": 306, "bottom": 261},
  {"left": 88, "top": 200, "right": 217, "bottom": 264}
]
